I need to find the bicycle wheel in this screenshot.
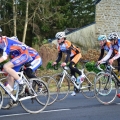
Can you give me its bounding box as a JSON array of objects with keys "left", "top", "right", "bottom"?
[
  {"left": 52, "top": 73, "right": 70, "bottom": 101},
  {"left": 94, "top": 73, "right": 118, "bottom": 105},
  {"left": 81, "top": 72, "right": 97, "bottom": 98},
  {"left": 0, "top": 77, "right": 12, "bottom": 109},
  {"left": 40, "top": 76, "right": 58, "bottom": 105},
  {"left": 0, "top": 88, "right": 3, "bottom": 109},
  {"left": 20, "top": 78, "right": 50, "bottom": 114}
]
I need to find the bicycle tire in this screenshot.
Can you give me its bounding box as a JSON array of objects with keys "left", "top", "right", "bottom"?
[
  {"left": 39, "top": 76, "right": 58, "bottom": 105},
  {"left": 20, "top": 78, "right": 50, "bottom": 114},
  {"left": 0, "top": 77, "right": 13, "bottom": 109},
  {"left": 81, "top": 72, "right": 97, "bottom": 98},
  {"left": 0, "top": 87, "right": 3, "bottom": 109},
  {"left": 94, "top": 73, "right": 118, "bottom": 105},
  {"left": 52, "top": 73, "right": 70, "bottom": 101}
]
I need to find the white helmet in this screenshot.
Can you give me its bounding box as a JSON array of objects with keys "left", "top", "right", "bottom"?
[
  {"left": 10, "top": 36, "right": 18, "bottom": 41},
  {"left": 108, "top": 32, "right": 118, "bottom": 40},
  {"left": 55, "top": 32, "right": 66, "bottom": 39}
]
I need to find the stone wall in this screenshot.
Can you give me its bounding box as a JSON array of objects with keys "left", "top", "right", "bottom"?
[{"left": 95, "top": 0, "right": 120, "bottom": 37}]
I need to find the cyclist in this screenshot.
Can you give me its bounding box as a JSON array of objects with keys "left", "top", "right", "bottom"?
[
  {"left": 0, "top": 36, "right": 33, "bottom": 109},
  {"left": 53, "top": 31, "right": 85, "bottom": 96},
  {"left": 97, "top": 35, "right": 113, "bottom": 64},
  {"left": 107, "top": 32, "right": 120, "bottom": 98},
  {"left": 5, "top": 46, "right": 42, "bottom": 98},
  {"left": 97, "top": 34, "right": 120, "bottom": 74}
]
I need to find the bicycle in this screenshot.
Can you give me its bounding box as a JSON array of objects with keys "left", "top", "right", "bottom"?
[
  {"left": 38, "top": 75, "right": 58, "bottom": 105},
  {"left": 52, "top": 63, "right": 97, "bottom": 101},
  {"left": 35, "top": 69, "right": 58, "bottom": 106},
  {"left": 0, "top": 65, "right": 50, "bottom": 114},
  {"left": 94, "top": 61, "right": 120, "bottom": 105}
]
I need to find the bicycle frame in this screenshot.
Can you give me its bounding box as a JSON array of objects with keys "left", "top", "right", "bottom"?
[
  {"left": 110, "top": 70, "right": 120, "bottom": 86},
  {"left": 17, "top": 70, "right": 38, "bottom": 101},
  {"left": 0, "top": 69, "right": 37, "bottom": 104},
  {"left": 79, "top": 69, "right": 95, "bottom": 89},
  {"left": 0, "top": 71, "right": 19, "bottom": 102},
  {"left": 97, "top": 61, "right": 120, "bottom": 86},
  {"left": 58, "top": 68, "right": 81, "bottom": 89},
  {"left": 58, "top": 67, "right": 94, "bottom": 90}
]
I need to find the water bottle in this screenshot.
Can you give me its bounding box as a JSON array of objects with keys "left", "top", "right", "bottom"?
[
  {"left": 14, "top": 81, "right": 19, "bottom": 90},
  {"left": 77, "top": 75, "right": 85, "bottom": 85},
  {"left": 76, "top": 76, "right": 80, "bottom": 85}
]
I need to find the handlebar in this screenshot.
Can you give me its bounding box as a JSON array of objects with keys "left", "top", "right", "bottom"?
[
  {"left": 96, "top": 61, "right": 115, "bottom": 71},
  {"left": 53, "top": 64, "right": 70, "bottom": 71}
]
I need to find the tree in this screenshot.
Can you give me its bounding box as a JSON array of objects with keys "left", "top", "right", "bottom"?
[
  {"left": 22, "top": 0, "right": 29, "bottom": 43},
  {"left": 0, "top": 0, "right": 95, "bottom": 46},
  {"left": 13, "top": 0, "right": 17, "bottom": 36}
]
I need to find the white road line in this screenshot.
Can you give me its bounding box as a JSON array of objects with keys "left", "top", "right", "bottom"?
[
  {"left": 0, "top": 109, "right": 71, "bottom": 118},
  {"left": 116, "top": 103, "right": 120, "bottom": 105},
  {"left": 41, "top": 109, "right": 70, "bottom": 113},
  {"left": 0, "top": 113, "right": 30, "bottom": 118}
]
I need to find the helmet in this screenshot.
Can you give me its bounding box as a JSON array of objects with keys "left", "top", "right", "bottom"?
[
  {"left": 108, "top": 32, "right": 118, "bottom": 40},
  {"left": 10, "top": 36, "right": 18, "bottom": 41},
  {"left": 98, "top": 35, "right": 107, "bottom": 41},
  {"left": 55, "top": 32, "right": 66, "bottom": 39}
]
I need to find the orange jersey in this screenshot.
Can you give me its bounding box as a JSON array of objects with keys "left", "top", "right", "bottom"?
[{"left": 57, "top": 40, "right": 80, "bottom": 57}]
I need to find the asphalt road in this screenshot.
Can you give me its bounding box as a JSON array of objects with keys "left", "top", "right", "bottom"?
[{"left": 1, "top": 91, "right": 120, "bottom": 120}]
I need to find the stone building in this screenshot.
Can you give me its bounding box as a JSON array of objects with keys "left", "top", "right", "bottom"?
[{"left": 95, "top": 0, "right": 120, "bottom": 37}]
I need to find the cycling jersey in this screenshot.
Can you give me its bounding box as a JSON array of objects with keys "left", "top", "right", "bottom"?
[
  {"left": 27, "top": 47, "right": 42, "bottom": 71},
  {"left": 56, "top": 40, "right": 81, "bottom": 64},
  {"left": 1, "top": 36, "right": 28, "bottom": 58},
  {"left": 101, "top": 41, "right": 111, "bottom": 52},
  {"left": 112, "top": 38, "right": 120, "bottom": 60},
  {"left": 1, "top": 36, "right": 32, "bottom": 71},
  {"left": 98, "top": 40, "right": 112, "bottom": 61},
  {"left": 27, "top": 47, "right": 40, "bottom": 60},
  {"left": 8, "top": 43, "right": 42, "bottom": 72},
  {"left": 100, "top": 38, "right": 120, "bottom": 62}
]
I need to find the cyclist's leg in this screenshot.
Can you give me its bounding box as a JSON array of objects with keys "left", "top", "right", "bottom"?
[
  {"left": 4, "top": 53, "right": 31, "bottom": 94},
  {"left": 70, "top": 53, "right": 82, "bottom": 76},
  {"left": 25, "top": 57, "right": 42, "bottom": 78},
  {"left": 69, "top": 53, "right": 82, "bottom": 96},
  {"left": 24, "top": 58, "right": 42, "bottom": 94},
  {"left": 4, "top": 55, "right": 29, "bottom": 83},
  {"left": 2, "top": 75, "right": 18, "bottom": 109}
]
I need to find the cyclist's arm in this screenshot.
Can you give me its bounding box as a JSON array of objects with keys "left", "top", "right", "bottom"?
[
  {"left": 56, "top": 51, "right": 62, "bottom": 63},
  {"left": 112, "top": 46, "right": 120, "bottom": 60},
  {"left": 0, "top": 47, "right": 8, "bottom": 62},
  {"left": 101, "top": 49, "right": 113, "bottom": 62},
  {"left": 98, "top": 48, "right": 104, "bottom": 61}
]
